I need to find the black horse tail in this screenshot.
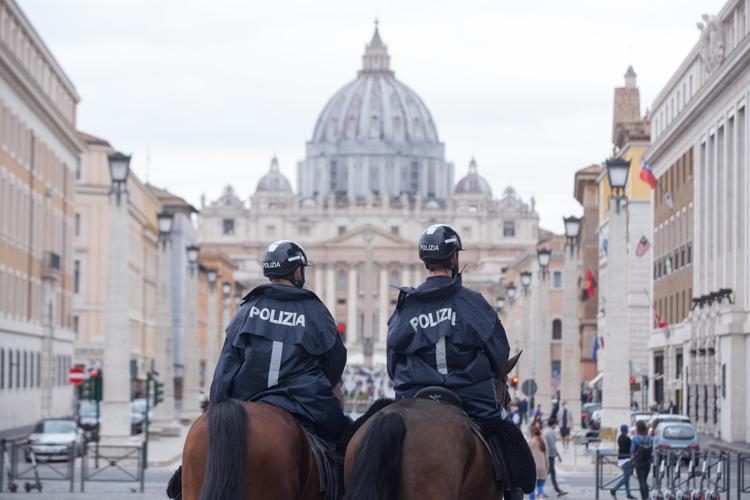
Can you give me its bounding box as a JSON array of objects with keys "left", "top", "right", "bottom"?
[
  {"left": 343, "top": 412, "right": 406, "bottom": 500},
  {"left": 199, "top": 398, "right": 248, "bottom": 500}
]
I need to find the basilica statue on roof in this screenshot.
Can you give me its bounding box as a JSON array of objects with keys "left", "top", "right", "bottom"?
[{"left": 198, "top": 24, "right": 540, "bottom": 364}]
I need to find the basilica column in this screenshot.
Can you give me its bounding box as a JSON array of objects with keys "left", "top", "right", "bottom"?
[
  {"left": 401, "top": 265, "right": 412, "bottom": 288},
  {"left": 347, "top": 266, "right": 359, "bottom": 346},
  {"left": 378, "top": 266, "right": 389, "bottom": 351},
  {"left": 325, "top": 265, "right": 336, "bottom": 316},
  {"left": 314, "top": 265, "right": 323, "bottom": 298}
]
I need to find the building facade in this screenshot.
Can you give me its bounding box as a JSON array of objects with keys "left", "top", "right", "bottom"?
[
  {"left": 0, "top": 0, "right": 82, "bottom": 432},
  {"left": 645, "top": 0, "right": 750, "bottom": 443},
  {"left": 199, "top": 26, "right": 540, "bottom": 364}
]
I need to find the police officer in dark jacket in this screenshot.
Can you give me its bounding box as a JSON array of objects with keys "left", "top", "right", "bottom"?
[
  {"left": 387, "top": 224, "right": 510, "bottom": 421},
  {"left": 209, "top": 240, "right": 349, "bottom": 445}
]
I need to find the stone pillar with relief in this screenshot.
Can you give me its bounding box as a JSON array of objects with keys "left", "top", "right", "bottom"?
[{"left": 560, "top": 244, "right": 582, "bottom": 428}]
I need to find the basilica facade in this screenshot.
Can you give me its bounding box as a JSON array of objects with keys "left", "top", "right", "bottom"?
[{"left": 198, "top": 26, "right": 540, "bottom": 363}]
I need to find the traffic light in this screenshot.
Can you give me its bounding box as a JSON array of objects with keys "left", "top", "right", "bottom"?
[
  {"left": 630, "top": 376, "right": 639, "bottom": 392},
  {"left": 510, "top": 376, "right": 519, "bottom": 388},
  {"left": 90, "top": 369, "right": 103, "bottom": 401},
  {"left": 154, "top": 379, "right": 164, "bottom": 407},
  {"left": 337, "top": 323, "right": 346, "bottom": 342}
]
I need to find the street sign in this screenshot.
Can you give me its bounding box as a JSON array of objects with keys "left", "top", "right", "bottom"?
[
  {"left": 69, "top": 366, "right": 87, "bottom": 385},
  {"left": 521, "top": 379, "right": 538, "bottom": 397}
]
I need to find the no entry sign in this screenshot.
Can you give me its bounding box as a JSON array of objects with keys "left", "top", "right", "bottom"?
[{"left": 69, "top": 366, "right": 87, "bottom": 385}]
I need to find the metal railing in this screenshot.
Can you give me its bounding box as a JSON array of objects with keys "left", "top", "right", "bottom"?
[
  {"left": 80, "top": 441, "right": 145, "bottom": 492},
  {"left": 1, "top": 435, "right": 76, "bottom": 493},
  {"left": 738, "top": 453, "right": 750, "bottom": 498}
]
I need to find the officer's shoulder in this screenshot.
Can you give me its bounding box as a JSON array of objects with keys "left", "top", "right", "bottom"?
[{"left": 457, "top": 285, "right": 489, "bottom": 303}]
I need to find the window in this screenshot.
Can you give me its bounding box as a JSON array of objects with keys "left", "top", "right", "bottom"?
[
  {"left": 676, "top": 350, "right": 683, "bottom": 379},
  {"left": 337, "top": 226, "right": 346, "bottom": 236},
  {"left": 73, "top": 315, "right": 79, "bottom": 337},
  {"left": 36, "top": 353, "right": 40, "bottom": 388},
  {"left": 551, "top": 360, "right": 561, "bottom": 378},
  {"left": 8, "top": 350, "right": 13, "bottom": 388},
  {"left": 29, "top": 352, "right": 34, "bottom": 388},
  {"left": 222, "top": 218, "right": 235, "bottom": 235},
  {"left": 73, "top": 260, "right": 81, "bottom": 293},
  {"left": 552, "top": 319, "right": 562, "bottom": 340},
  {"left": 337, "top": 270, "right": 347, "bottom": 290},
  {"left": 409, "top": 161, "right": 419, "bottom": 193},
  {"left": 265, "top": 225, "right": 275, "bottom": 238},
  {"left": 1, "top": 348, "right": 4, "bottom": 389},
  {"left": 462, "top": 226, "right": 471, "bottom": 238},
  {"left": 389, "top": 270, "right": 399, "bottom": 286},
  {"left": 552, "top": 271, "right": 562, "bottom": 288},
  {"left": 503, "top": 221, "right": 515, "bottom": 237},
  {"left": 298, "top": 225, "right": 310, "bottom": 236},
  {"left": 74, "top": 213, "right": 81, "bottom": 237},
  {"left": 22, "top": 351, "right": 27, "bottom": 388},
  {"left": 390, "top": 226, "right": 399, "bottom": 236}
]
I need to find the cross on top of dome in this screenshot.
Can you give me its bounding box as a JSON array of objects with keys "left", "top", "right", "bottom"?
[{"left": 361, "top": 19, "right": 392, "bottom": 75}]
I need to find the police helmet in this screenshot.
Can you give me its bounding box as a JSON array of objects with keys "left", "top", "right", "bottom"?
[
  {"left": 418, "top": 224, "right": 462, "bottom": 266},
  {"left": 263, "top": 240, "right": 309, "bottom": 280}
]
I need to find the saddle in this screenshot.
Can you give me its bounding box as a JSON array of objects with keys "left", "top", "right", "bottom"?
[
  {"left": 304, "top": 431, "right": 339, "bottom": 500},
  {"left": 414, "top": 386, "right": 464, "bottom": 407}
]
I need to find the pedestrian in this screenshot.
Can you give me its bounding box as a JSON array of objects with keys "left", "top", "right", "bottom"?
[
  {"left": 610, "top": 424, "right": 636, "bottom": 499},
  {"left": 519, "top": 398, "right": 529, "bottom": 424},
  {"left": 542, "top": 420, "right": 568, "bottom": 497},
  {"left": 558, "top": 402, "right": 571, "bottom": 449},
  {"left": 667, "top": 400, "right": 676, "bottom": 414},
  {"left": 527, "top": 424, "right": 548, "bottom": 500},
  {"left": 630, "top": 420, "right": 653, "bottom": 500}
]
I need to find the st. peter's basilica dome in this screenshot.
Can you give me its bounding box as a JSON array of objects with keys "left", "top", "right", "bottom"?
[{"left": 454, "top": 158, "right": 492, "bottom": 196}]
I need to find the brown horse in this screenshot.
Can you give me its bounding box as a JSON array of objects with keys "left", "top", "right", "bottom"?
[
  {"left": 343, "top": 352, "right": 530, "bottom": 500},
  {"left": 181, "top": 398, "right": 322, "bottom": 500}
]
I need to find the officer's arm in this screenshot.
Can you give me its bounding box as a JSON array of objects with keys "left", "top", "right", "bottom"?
[
  {"left": 321, "top": 333, "right": 347, "bottom": 387},
  {"left": 209, "top": 333, "right": 243, "bottom": 402},
  {"left": 483, "top": 318, "right": 511, "bottom": 379}
]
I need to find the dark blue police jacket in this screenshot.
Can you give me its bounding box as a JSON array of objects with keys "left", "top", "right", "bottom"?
[
  {"left": 209, "top": 284, "right": 349, "bottom": 441},
  {"left": 387, "top": 274, "right": 510, "bottom": 421}
]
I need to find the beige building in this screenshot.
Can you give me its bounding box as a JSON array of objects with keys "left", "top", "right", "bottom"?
[
  {"left": 0, "top": 0, "right": 82, "bottom": 432},
  {"left": 73, "top": 133, "right": 161, "bottom": 397},
  {"left": 199, "top": 27, "right": 540, "bottom": 364}
]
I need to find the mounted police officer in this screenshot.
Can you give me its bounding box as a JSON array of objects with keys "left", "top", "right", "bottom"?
[
  {"left": 209, "top": 240, "right": 349, "bottom": 446},
  {"left": 387, "top": 224, "right": 510, "bottom": 420}
]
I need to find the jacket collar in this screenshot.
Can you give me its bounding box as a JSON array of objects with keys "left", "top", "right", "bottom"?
[
  {"left": 401, "top": 272, "right": 463, "bottom": 301},
  {"left": 242, "top": 283, "right": 321, "bottom": 303}
]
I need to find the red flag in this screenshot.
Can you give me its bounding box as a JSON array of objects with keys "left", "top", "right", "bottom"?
[
  {"left": 640, "top": 160, "right": 657, "bottom": 189},
  {"left": 655, "top": 312, "right": 667, "bottom": 329},
  {"left": 582, "top": 268, "right": 597, "bottom": 300}
]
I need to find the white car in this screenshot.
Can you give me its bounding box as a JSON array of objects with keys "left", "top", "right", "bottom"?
[{"left": 27, "top": 419, "right": 84, "bottom": 461}]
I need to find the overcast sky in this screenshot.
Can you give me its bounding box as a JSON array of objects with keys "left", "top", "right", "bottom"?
[{"left": 21, "top": 0, "right": 726, "bottom": 232}]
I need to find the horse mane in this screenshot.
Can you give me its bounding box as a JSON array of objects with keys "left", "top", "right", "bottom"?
[{"left": 336, "top": 398, "right": 394, "bottom": 454}]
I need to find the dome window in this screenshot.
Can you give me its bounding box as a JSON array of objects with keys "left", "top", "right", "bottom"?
[{"left": 222, "top": 218, "right": 235, "bottom": 235}]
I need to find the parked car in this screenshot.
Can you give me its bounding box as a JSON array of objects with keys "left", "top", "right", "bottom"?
[
  {"left": 653, "top": 421, "right": 699, "bottom": 460},
  {"left": 26, "top": 418, "right": 84, "bottom": 461},
  {"left": 130, "top": 398, "right": 155, "bottom": 435},
  {"left": 630, "top": 411, "right": 653, "bottom": 434},
  {"left": 581, "top": 402, "right": 601, "bottom": 428},
  {"left": 649, "top": 414, "right": 690, "bottom": 435},
  {"left": 589, "top": 409, "right": 602, "bottom": 430}
]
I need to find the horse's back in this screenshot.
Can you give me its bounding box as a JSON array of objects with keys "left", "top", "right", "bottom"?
[
  {"left": 182, "top": 401, "right": 317, "bottom": 500},
  {"left": 346, "top": 399, "right": 496, "bottom": 500}
]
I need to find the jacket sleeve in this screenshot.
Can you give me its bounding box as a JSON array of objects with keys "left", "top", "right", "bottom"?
[
  {"left": 209, "top": 333, "right": 243, "bottom": 402},
  {"left": 483, "top": 317, "right": 510, "bottom": 379},
  {"left": 320, "top": 332, "right": 347, "bottom": 387}
]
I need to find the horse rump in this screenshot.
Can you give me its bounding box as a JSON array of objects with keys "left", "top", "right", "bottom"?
[
  {"left": 343, "top": 411, "right": 405, "bottom": 500},
  {"left": 199, "top": 398, "right": 249, "bottom": 500}
]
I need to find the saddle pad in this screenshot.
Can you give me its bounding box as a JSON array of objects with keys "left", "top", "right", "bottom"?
[
  {"left": 468, "top": 420, "right": 504, "bottom": 484},
  {"left": 413, "top": 386, "right": 463, "bottom": 408},
  {"left": 304, "top": 431, "right": 339, "bottom": 500}
]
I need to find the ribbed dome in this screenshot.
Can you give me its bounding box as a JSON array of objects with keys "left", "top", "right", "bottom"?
[
  {"left": 454, "top": 158, "right": 492, "bottom": 195},
  {"left": 311, "top": 25, "right": 439, "bottom": 145},
  {"left": 256, "top": 157, "right": 292, "bottom": 193}
]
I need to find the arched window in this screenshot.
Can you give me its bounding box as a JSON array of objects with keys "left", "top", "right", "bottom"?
[
  {"left": 337, "top": 270, "right": 347, "bottom": 291},
  {"left": 552, "top": 319, "right": 562, "bottom": 341}
]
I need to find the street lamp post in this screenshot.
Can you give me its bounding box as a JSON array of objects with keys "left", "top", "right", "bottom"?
[
  {"left": 520, "top": 271, "right": 532, "bottom": 296},
  {"left": 534, "top": 248, "right": 553, "bottom": 414},
  {"left": 221, "top": 281, "right": 232, "bottom": 346},
  {"left": 181, "top": 244, "right": 202, "bottom": 421},
  {"left": 561, "top": 215, "right": 582, "bottom": 426},
  {"left": 152, "top": 211, "right": 180, "bottom": 434},
  {"left": 101, "top": 151, "right": 133, "bottom": 440},
  {"left": 204, "top": 269, "right": 218, "bottom": 392},
  {"left": 602, "top": 157, "right": 632, "bottom": 428}
]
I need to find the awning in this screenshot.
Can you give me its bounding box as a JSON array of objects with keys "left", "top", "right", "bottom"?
[{"left": 586, "top": 372, "right": 604, "bottom": 388}]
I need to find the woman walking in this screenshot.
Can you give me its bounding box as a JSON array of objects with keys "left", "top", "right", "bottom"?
[
  {"left": 528, "top": 423, "right": 548, "bottom": 499},
  {"left": 630, "top": 420, "right": 653, "bottom": 500}
]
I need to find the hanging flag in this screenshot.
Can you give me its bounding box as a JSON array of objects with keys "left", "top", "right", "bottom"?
[
  {"left": 635, "top": 236, "right": 651, "bottom": 257},
  {"left": 655, "top": 312, "right": 667, "bottom": 329},
  {"left": 592, "top": 335, "right": 599, "bottom": 362},
  {"left": 600, "top": 336, "right": 605, "bottom": 349},
  {"left": 664, "top": 192, "right": 673, "bottom": 209},
  {"left": 582, "top": 268, "right": 597, "bottom": 301},
  {"left": 640, "top": 159, "right": 657, "bottom": 189}
]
